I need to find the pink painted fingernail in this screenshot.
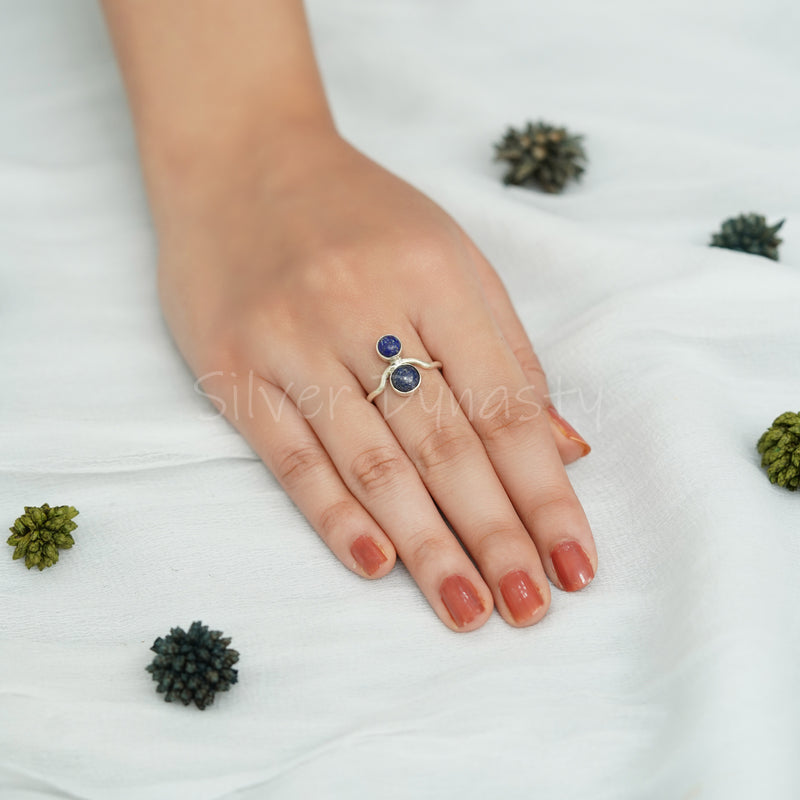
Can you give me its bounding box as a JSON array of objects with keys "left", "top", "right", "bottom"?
[
  {"left": 547, "top": 405, "right": 591, "bottom": 456},
  {"left": 499, "top": 570, "right": 545, "bottom": 623},
  {"left": 440, "top": 575, "right": 486, "bottom": 627},
  {"left": 551, "top": 541, "right": 595, "bottom": 592},
  {"left": 351, "top": 535, "right": 388, "bottom": 576}
]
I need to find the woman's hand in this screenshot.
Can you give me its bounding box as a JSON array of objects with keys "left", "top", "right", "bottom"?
[
  {"left": 101, "top": 0, "right": 595, "bottom": 631},
  {"left": 155, "top": 130, "right": 596, "bottom": 631}
]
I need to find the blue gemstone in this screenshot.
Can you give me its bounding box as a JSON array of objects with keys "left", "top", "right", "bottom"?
[
  {"left": 377, "top": 335, "right": 402, "bottom": 359},
  {"left": 390, "top": 364, "right": 420, "bottom": 394}
]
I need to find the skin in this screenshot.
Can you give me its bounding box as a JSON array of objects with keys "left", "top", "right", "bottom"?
[{"left": 101, "top": 0, "right": 596, "bottom": 632}]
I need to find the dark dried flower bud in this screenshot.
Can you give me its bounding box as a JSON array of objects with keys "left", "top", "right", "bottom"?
[
  {"left": 710, "top": 213, "right": 785, "bottom": 261},
  {"left": 494, "top": 120, "right": 587, "bottom": 193},
  {"left": 146, "top": 621, "right": 239, "bottom": 710}
]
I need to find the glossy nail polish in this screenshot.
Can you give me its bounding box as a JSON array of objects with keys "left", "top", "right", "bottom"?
[
  {"left": 351, "top": 535, "right": 388, "bottom": 576},
  {"left": 499, "top": 570, "right": 545, "bottom": 623},
  {"left": 547, "top": 405, "right": 591, "bottom": 456},
  {"left": 550, "top": 541, "right": 595, "bottom": 592},
  {"left": 440, "top": 575, "right": 485, "bottom": 627}
]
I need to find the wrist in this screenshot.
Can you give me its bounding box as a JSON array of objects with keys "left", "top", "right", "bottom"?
[
  {"left": 101, "top": 0, "right": 338, "bottom": 231},
  {"left": 140, "top": 113, "right": 341, "bottom": 233}
]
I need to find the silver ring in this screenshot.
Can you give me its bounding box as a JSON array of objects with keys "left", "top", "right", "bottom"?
[{"left": 366, "top": 335, "right": 442, "bottom": 403}]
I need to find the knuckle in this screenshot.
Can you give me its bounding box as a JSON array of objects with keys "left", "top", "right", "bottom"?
[
  {"left": 405, "top": 531, "right": 451, "bottom": 568},
  {"left": 349, "top": 445, "right": 407, "bottom": 494},
  {"left": 193, "top": 333, "right": 243, "bottom": 378},
  {"left": 414, "top": 424, "right": 476, "bottom": 475},
  {"left": 526, "top": 492, "right": 577, "bottom": 523},
  {"left": 411, "top": 232, "right": 458, "bottom": 266},
  {"left": 471, "top": 525, "right": 518, "bottom": 561},
  {"left": 273, "top": 444, "right": 327, "bottom": 490},
  {"left": 296, "top": 244, "right": 361, "bottom": 305},
  {"left": 245, "top": 296, "right": 300, "bottom": 346},
  {"left": 317, "top": 498, "right": 358, "bottom": 540},
  {"left": 513, "top": 346, "right": 547, "bottom": 384},
  {"left": 480, "top": 396, "right": 536, "bottom": 441},
  {"left": 397, "top": 230, "right": 463, "bottom": 284}
]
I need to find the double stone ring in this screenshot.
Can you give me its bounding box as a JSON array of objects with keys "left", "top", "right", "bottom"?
[{"left": 366, "top": 334, "right": 442, "bottom": 403}]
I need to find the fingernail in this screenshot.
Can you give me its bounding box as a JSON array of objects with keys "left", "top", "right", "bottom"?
[
  {"left": 550, "top": 541, "right": 595, "bottom": 592},
  {"left": 547, "top": 405, "right": 591, "bottom": 456},
  {"left": 440, "top": 575, "right": 486, "bottom": 627},
  {"left": 351, "top": 535, "right": 388, "bottom": 576},
  {"left": 499, "top": 570, "right": 545, "bottom": 623}
]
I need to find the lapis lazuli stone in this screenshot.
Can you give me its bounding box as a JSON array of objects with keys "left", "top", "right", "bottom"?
[
  {"left": 377, "top": 335, "right": 402, "bottom": 359},
  {"left": 390, "top": 364, "right": 421, "bottom": 394}
]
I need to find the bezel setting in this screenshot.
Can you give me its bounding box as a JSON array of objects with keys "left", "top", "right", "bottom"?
[
  {"left": 366, "top": 334, "right": 442, "bottom": 403},
  {"left": 376, "top": 334, "right": 402, "bottom": 361}
]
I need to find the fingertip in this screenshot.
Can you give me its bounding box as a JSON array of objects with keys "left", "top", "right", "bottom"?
[
  {"left": 550, "top": 540, "right": 596, "bottom": 593},
  {"left": 547, "top": 405, "right": 592, "bottom": 461},
  {"left": 438, "top": 574, "right": 494, "bottom": 632},
  {"left": 350, "top": 534, "right": 395, "bottom": 579},
  {"left": 498, "top": 569, "right": 551, "bottom": 627},
  {"left": 555, "top": 437, "right": 591, "bottom": 465}
]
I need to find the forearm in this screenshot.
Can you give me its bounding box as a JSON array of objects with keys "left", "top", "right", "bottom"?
[{"left": 101, "top": 0, "right": 336, "bottom": 223}]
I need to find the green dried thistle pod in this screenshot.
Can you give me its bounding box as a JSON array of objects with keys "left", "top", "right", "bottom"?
[
  {"left": 7, "top": 503, "right": 78, "bottom": 570},
  {"left": 710, "top": 213, "right": 785, "bottom": 261},
  {"left": 146, "top": 621, "right": 239, "bottom": 710},
  {"left": 757, "top": 411, "right": 800, "bottom": 491},
  {"left": 494, "top": 120, "right": 587, "bottom": 193}
]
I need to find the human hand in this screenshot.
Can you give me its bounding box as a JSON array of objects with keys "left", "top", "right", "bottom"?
[{"left": 155, "top": 130, "right": 596, "bottom": 632}]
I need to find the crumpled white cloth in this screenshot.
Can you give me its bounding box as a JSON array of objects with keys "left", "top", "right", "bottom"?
[{"left": 1, "top": 1, "right": 799, "bottom": 798}]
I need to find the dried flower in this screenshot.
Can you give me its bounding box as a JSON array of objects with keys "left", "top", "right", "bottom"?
[
  {"left": 757, "top": 411, "right": 800, "bottom": 491},
  {"left": 710, "top": 213, "right": 785, "bottom": 261},
  {"left": 146, "top": 621, "right": 239, "bottom": 710},
  {"left": 7, "top": 504, "right": 78, "bottom": 570},
  {"left": 494, "top": 120, "right": 587, "bottom": 193}
]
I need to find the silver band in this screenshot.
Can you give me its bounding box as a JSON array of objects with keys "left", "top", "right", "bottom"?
[{"left": 367, "top": 335, "right": 442, "bottom": 403}]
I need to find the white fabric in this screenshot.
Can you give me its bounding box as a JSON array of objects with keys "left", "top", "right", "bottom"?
[{"left": 1, "top": 1, "right": 799, "bottom": 797}]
